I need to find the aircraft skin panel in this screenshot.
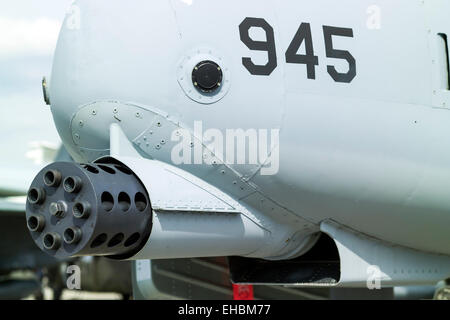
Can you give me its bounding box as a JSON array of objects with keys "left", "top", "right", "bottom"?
[
  {"left": 423, "top": 0, "right": 450, "bottom": 108},
  {"left": 321, "top": 220, "right": 450, "bottom": 287},
  {"left": 252, "top": 92, "right": 450, "bottom": 255},
  {"left": 277, "top": 0, "right": 431, "bottom": 104},
  {"left": 39, "top": 0, "right": 450, "bottom": 269}
]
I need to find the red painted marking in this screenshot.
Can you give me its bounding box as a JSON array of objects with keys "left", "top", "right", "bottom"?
[{"left": 233, "top": 284, "right": 254, "bottom": 300}]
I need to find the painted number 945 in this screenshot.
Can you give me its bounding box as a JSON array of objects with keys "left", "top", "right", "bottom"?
[{"left": 239, "top": 17, "right": 357, "bottom": 83}]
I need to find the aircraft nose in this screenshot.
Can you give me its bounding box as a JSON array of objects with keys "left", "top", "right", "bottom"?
[{"left": 47, "top": 1, "right": 182, "bottom": 163}]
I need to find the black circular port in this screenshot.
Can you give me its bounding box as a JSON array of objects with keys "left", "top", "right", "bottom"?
[
  {"left": 43, "top": 170, "right": 61, "bottom": 187},
  {"left": 118, "top": 192, "right": 131, "bottom": 212},
  {"left": 101, "top": 192, "right": 114, "bottom": 212},
  {"left": 63, "top": 176, "right": 82, "bottom": 193},
  {"left": 115, "top": 165, "right": 133, "bottom": 175},
  {"left": 135, "top": 192, "right": 148, "bottom": 212},
  {"left": 63, "top": 227, "right": 82, "bottom": 245},
  {"left": 108, "top": 233, "right": 125, "bottom": 247},
  {"left": 43, "top": 233, "right": 61, "bottom": 250},
  {"left": 27, "top": 215, "right": 45, "bottom": 232},
  {"left": 28, "top": 188, "right": 45, "bottom": 205},
  {"left": 98, "top": 165, "right": 116, "bottom": 175},
  {"left": 83, "top": 164, "right": 99, "bottom": 174},
  {"left": 192, "top": 60, "right": 223, "bottom": 93},
  {"left": 90, "top": 233, "right": 107, "bottom": 248},
  {"left": 124, "top": 232, "right": 141, "bottom": 247},
  {"left": 27, "top": 216, "right": 38, "bottom": 231},
  {"left": 73, "top": 202, "right": 90, "bottom": 219}
]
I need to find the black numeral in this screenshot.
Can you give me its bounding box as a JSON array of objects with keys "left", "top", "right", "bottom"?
[
  {"left": 239, "top": 19, "right": 357, "bottom": 83},
  {"left": 239, "top": 17, "right": 277, "bottom": 76},
  {"left": 323, "top": 26, "right": 357, "bottom": 83},
  {"left": 285, "top": 23, "right": 319, "bottom": 79}
]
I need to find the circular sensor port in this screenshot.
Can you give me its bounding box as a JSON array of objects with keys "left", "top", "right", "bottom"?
[
  {"left": 27, "top": 215, "right": 45, "bottom": 232},
  {"left": 73, "top": 201, "right": 91, "bottom": 219},
  {"left": 63, "top": 227, "right": 82, "bottom": 245},
  {"left": 27, "top": 188, "right": 46, "bottom": 205},
  {"left": 63, "top": 176, "right": 82, "bottom": 193},
  {"left": 43, "top": 232, "right": 61, "bottom": 251},
  {"left": 192, "top": 60, "right": 223, "bottom": 93},
  {"left": 43, "top": 170, "right": 62, "bottom": 187}
]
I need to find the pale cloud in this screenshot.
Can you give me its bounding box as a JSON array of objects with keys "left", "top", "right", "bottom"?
[
  {"left": 0, "top": 1, "right": 73, "bottom": 188},
  {"left": 0, "top": 17, "right": 61, "bottom": 57}
]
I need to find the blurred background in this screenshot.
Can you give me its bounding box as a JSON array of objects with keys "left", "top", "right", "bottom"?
[
  {"left": 0, "top": 0, "right": 72, "bottom": 190},
  {"left": 0, "top": 0, "right": 443, "bottom": 300},
  {"left": 0, "top": 0, "right": 134, "bottom": 300}
]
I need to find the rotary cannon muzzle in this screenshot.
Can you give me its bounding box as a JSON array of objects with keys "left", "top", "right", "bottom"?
[{"left": 25, "top": 161, "right": 152, "bottom": 259}]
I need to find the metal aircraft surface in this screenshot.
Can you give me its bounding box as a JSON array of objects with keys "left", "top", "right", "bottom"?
[{"left": 23, "top": 0, "right": 450, "bottom": 294}]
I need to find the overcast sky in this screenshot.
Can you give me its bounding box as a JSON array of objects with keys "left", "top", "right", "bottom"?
[{"left": 0, "top": 0, "right": 74, "bottom": 186}]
